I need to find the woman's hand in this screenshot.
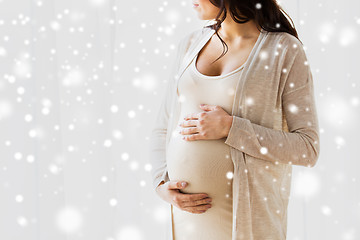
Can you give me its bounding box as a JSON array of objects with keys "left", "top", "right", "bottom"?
[
  {"left": 155, "top": 180, "right": 213, "bottom": 214},
  {"left": 178, "top": 104, "right": 233, "bottom": 141}
]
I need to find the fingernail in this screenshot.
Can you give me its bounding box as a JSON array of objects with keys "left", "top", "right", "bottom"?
[{"left": 181, "top": 182, "right": 187, "bottom": 187}]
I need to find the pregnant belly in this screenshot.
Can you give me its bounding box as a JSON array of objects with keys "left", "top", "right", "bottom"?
[{"left": 166, "top": 125, "right": 234, "bottom": 197}]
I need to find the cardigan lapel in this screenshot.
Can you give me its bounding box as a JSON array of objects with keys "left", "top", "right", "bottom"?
[
  {"left": 231, "top": 28, "right": 267, "bottom": 117},
  {"left": 176, "top": 27, "right": 216, "bottom": 94},
  {"left": 229, "top": 29, "right": 268, "bottom": 240},
  {"left": 165, "top": 27, "right": 215, "bottom": 148}
]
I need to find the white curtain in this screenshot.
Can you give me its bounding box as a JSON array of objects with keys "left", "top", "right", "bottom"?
[{"left": 0, "top": 0, "right": 359, "bottom": 239}]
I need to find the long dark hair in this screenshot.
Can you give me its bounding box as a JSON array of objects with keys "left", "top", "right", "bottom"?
[{"left": 202, "top": 0, "right": 302, "bottom": 64}]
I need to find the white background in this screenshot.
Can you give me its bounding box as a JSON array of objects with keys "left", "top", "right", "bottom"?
[{"left": 0, "top": 0, "right": 359, "bottom": 239}]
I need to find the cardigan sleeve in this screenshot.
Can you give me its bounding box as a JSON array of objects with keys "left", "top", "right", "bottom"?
[
  {"left": 224, "top": 43, "right": 320, "bottom": 168},
  {"left": 149, "top": 33, "right": 194, "bottom": 191}
]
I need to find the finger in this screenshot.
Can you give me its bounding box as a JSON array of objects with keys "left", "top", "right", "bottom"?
[
  {"left": 184, "top": 113, "right": 198, "bottom": 120},
  {"left": 181, "top": 197, "right": 212, "bottom": 208},
  {"left": 182, "top": 192, "right": 210, "bottom": 202},
  {"left": 183, "top": 133, "right": 202, "bottom": 141},
  {"left": 173, "top": 192, "right": 211, "bottom": 209},
  {"left": 172, "top": 191, "right": 206, "bottom": 207},
  {"left": 173, "top": 192, "right": 209, "bottom": 207},
  {"left": 167, "top": 181, "right": 187, "bottom": 190},
  {"left": 180, "top": 127, "right": 199, "bottom": 135},
  {"left": 179, "top": 120, "right": 198, "bottom": 127},
  {"left": 199, "top": 104, "right": 213, "bottom": 111},
  {"left": 188, "top": 120, "right": 199, "bottom": 127},
  {"left": 182, "top": 204, "right": 212, "bottom": 214}
]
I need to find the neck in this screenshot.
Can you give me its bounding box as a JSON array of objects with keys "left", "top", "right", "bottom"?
[{"left": 216, "top": 11, "right": 261, "bottom": 41}]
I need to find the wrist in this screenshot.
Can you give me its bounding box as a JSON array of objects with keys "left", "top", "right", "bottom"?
[{"left": 224, "top": 115, "right": 233, "bottom": 137}]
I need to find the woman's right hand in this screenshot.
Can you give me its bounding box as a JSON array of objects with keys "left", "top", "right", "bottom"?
[{"left": 155, "top": 180, "right": 212, "bottom": 214}]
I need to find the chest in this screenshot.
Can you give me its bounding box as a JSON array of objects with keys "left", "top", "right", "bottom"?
[{"left": 195, "top": 36, "right": 258, "bottom": 77}]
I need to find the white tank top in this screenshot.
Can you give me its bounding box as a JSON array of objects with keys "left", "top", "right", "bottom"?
[{"left": 166, "top": 53, "right": 244, "bottom": 239}]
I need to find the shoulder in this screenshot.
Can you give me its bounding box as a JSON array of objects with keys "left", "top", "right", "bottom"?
[
  {"left": 276, "top": 31, "right": 304, "bottom": 57},
  {"left": 264, "top": 30, "right": 307, "bottom": 63},
  {"left": 266, "top": 31, "right": 302, "bottom": 46},
  {"left": 264, "top": 30, "right": 303, "bottom": 50},
  {"left": 279, "top": 32, "right": 303, "bottom": 54}
]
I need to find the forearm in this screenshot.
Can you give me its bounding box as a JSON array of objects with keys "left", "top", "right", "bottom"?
[
  {"left": 224, "top": 115, "right": 320, "bottom": 167},
  {"left": 149, "top": 128, "right": 170, "bottom": 191}
]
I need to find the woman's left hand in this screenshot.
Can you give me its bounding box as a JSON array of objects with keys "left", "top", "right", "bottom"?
[{"left": 178, "top": 104, "right": 233, "bottom": 141}]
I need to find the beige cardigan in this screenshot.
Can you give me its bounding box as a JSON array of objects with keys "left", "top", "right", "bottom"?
[{"left": 149, "top": 25, "right": 320, "bottom": 240}]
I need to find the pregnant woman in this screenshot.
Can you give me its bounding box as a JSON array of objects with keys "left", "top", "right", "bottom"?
[{"left": 149, "top": 1, "right": 320, "bottom": 240}]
